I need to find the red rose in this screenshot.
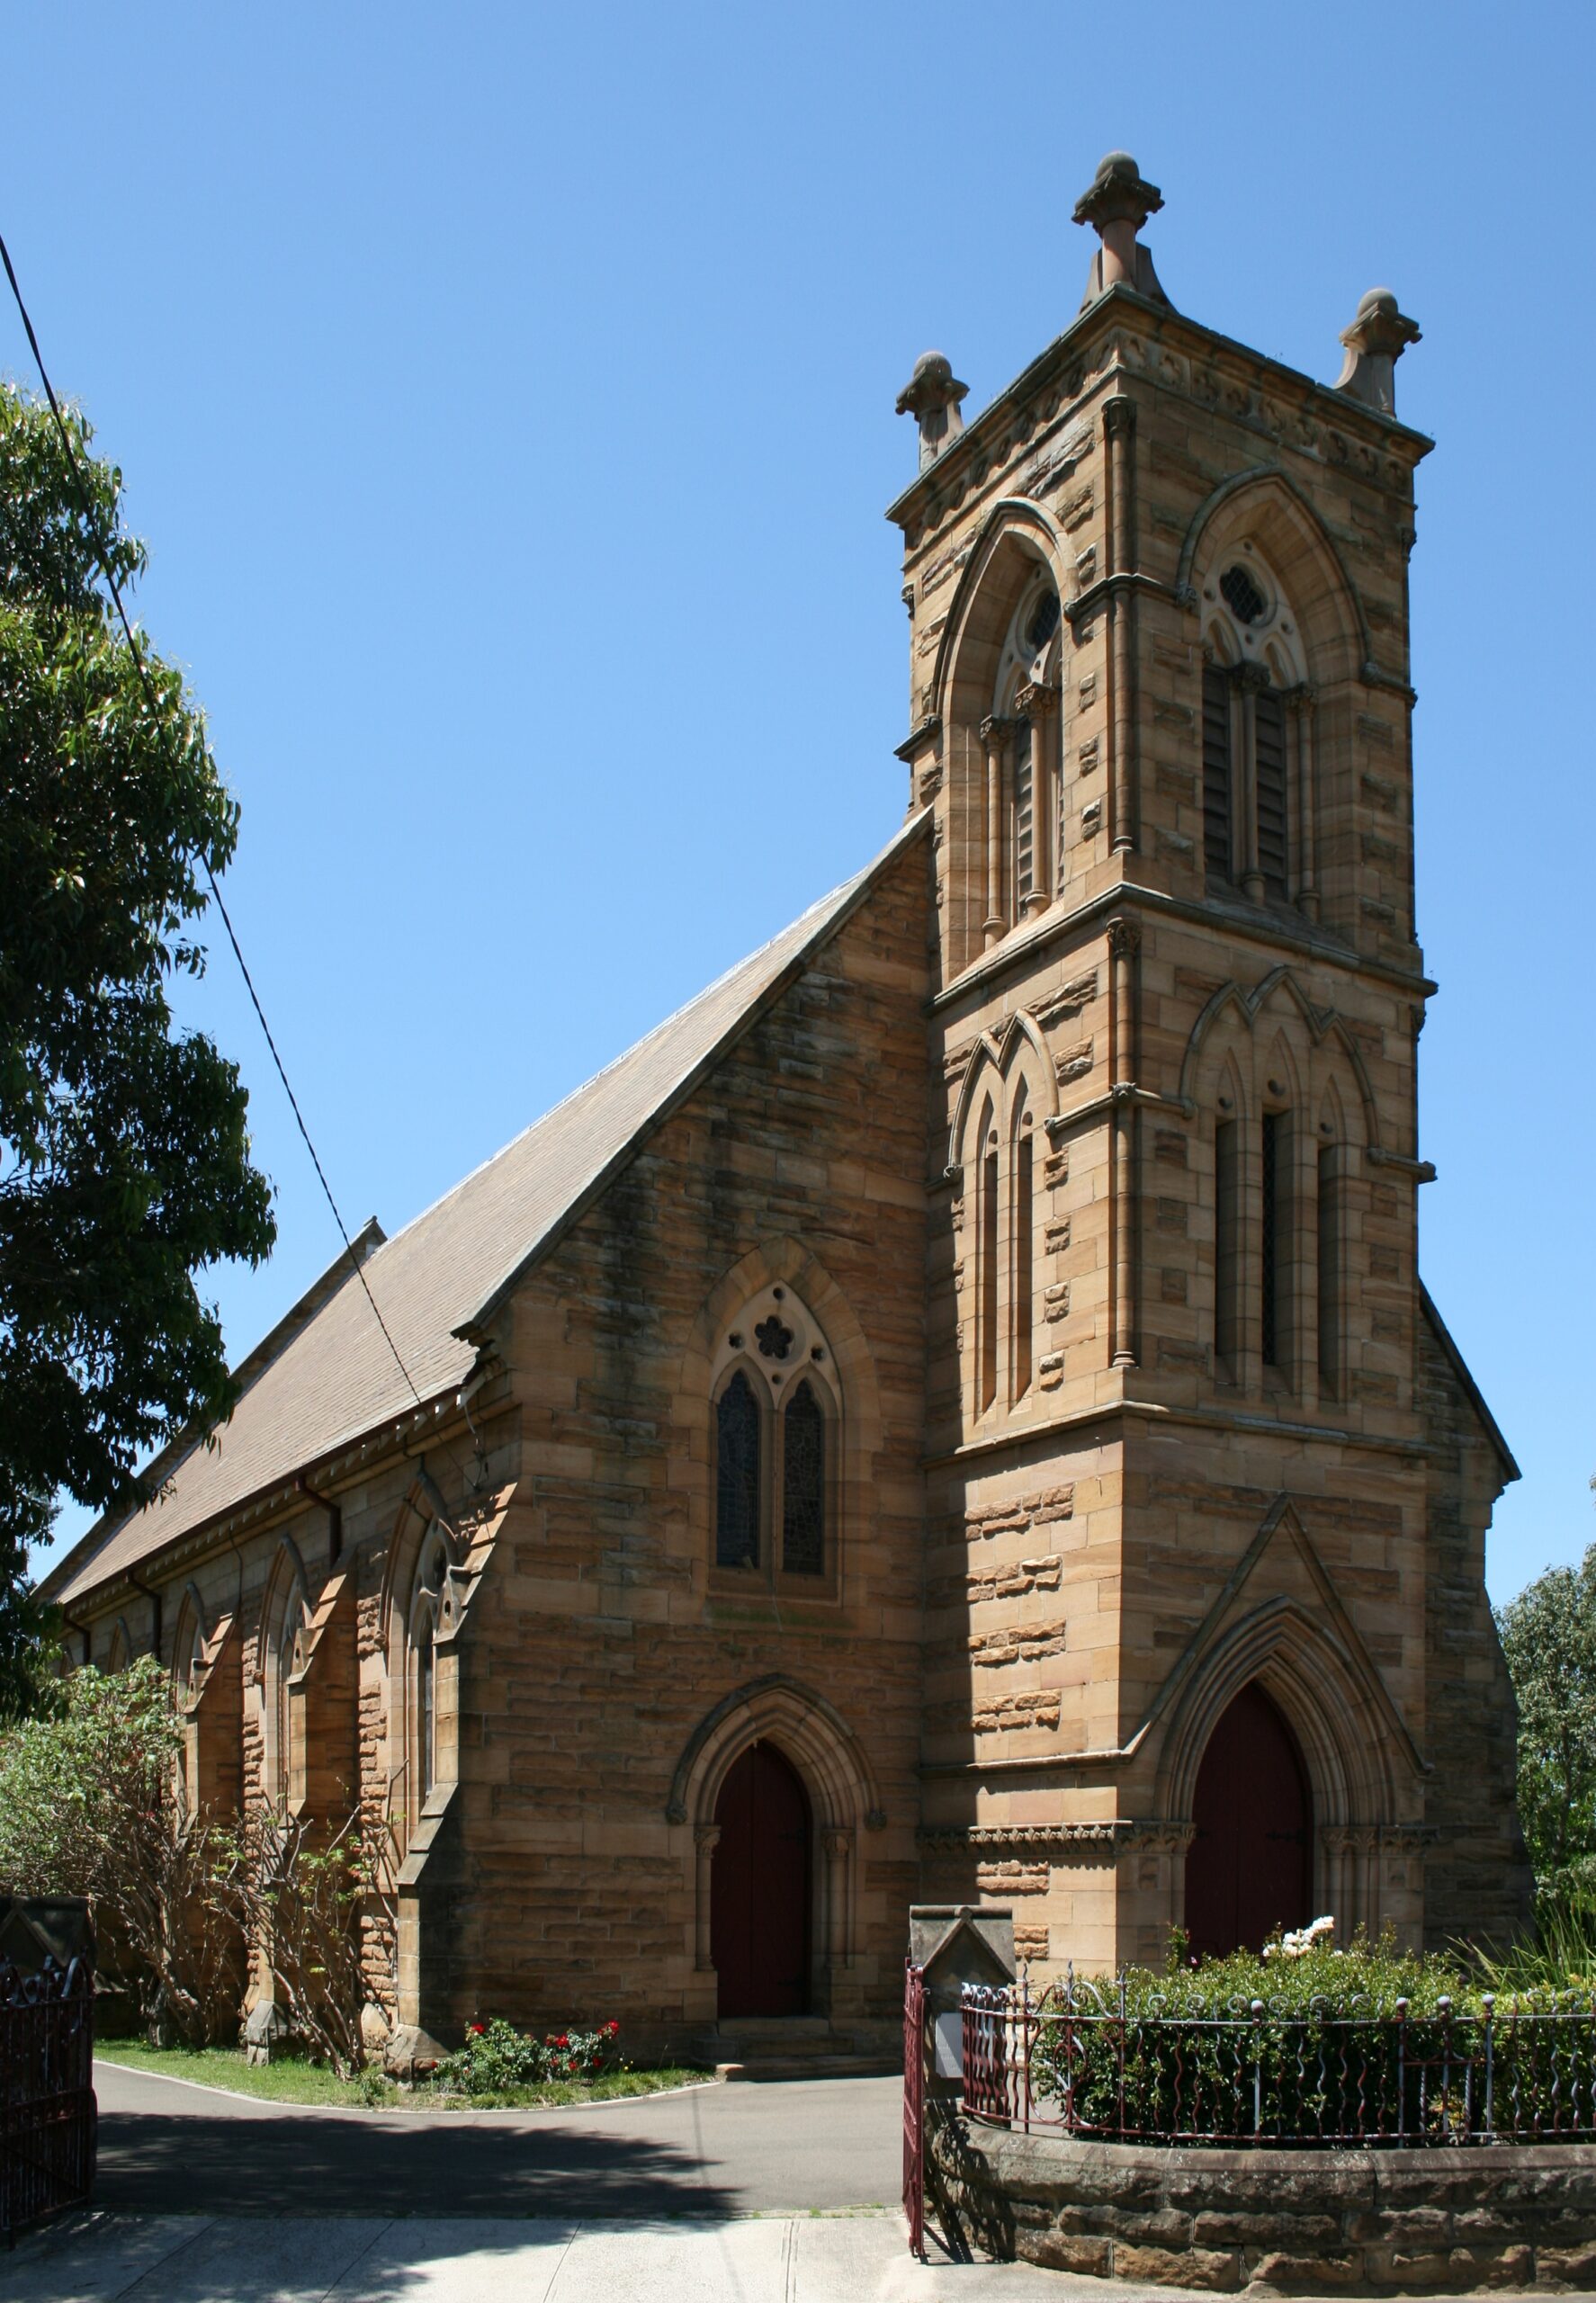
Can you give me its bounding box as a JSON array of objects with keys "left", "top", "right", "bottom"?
[
  {"left": 556, "top": 2033, "right": 569, "bottom": 2048},
  {"left": 469, "top": 2023, "right": 486, "bottom": 2035}
]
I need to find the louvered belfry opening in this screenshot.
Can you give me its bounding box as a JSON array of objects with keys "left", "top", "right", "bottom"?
[
  {"left": 1202, "top": 664, "right": 1233, "bottom": 883},
  {"left": 1254, "top": 686, "right": 1289, "bottom": 900}
]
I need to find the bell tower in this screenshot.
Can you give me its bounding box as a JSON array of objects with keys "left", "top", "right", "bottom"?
[{"left": 896, "top": 157, "right": 1528, "bottom": 1968}]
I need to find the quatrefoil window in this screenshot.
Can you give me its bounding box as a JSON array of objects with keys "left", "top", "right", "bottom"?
[{"left": 755, "top": 1315, "right": 794, "bottom": 1361}]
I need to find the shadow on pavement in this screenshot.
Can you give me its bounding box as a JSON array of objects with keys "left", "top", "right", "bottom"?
[{"left": 95, "top": 2110, "right": 741, "bottom": 2219}]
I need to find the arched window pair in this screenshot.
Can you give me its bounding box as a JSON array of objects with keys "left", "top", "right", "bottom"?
[
  {"left": 1200, "top": 548, "right": 1314, "bottom": 911},
  {"left": 973, "top": 1084, "right": 1037, "bottom": 1413},
  {"left": 1212, "top": 1082, "right": 1349, "bottom": 1401},
  {"left": 712, "top": 1286, "right": 838, "bottom": 1586},
  {"left": 980, "top": 573, "right": 1063, "bottom": 945}
]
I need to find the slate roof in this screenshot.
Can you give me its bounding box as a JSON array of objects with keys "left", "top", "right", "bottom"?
[{"left": 44, "top": 815, "right": 928, "bottom": 1609}]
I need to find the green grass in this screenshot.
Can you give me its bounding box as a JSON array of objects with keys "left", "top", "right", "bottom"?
[{"left": 94, "top": 2038, "right": 713, "bottom": 2112}]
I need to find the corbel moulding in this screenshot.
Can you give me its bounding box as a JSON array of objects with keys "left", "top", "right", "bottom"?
[
  {"left": 921, "top": 1392, "right": 1436, "bottom": 1476},
  {"left": 929, "top": 879, "right": 1435, "bottom": 1022}
]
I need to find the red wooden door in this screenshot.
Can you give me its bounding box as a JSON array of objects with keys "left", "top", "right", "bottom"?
[
  {"left": 712, "top": 1741, "right": 811, "bottom": 2018},
  {"left": 1184, "top": 1681, "right": 1313, "bottom": 1958}
]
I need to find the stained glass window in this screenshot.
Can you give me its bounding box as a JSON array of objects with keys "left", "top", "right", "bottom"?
[
  {"left": 716, "top": 1371, "right": 761, "bottom": 1568},
  {"left": 782, "top": 1380, "right": 825, "bottom": 1576}
]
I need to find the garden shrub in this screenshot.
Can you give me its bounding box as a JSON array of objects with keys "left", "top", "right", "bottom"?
[
  {"left": 431, "top": 2016, "right": 621, "bottom": 2094},
  {"left": 1026, "top": 1928, "right": 1526, "bottom": 2145}
]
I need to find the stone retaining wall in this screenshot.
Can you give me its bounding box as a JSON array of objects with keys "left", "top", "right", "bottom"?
[{"left": 928, "top": 2110, "right": 1596, "bottom": 2292}]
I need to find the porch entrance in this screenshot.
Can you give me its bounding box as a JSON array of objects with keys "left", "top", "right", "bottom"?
[
  {"left": 711, "top": 1740, "right": 811, "bottom": 2018},
  {"left": 1184, "top": 1680, "right": 1313, "bottom": 1958}
]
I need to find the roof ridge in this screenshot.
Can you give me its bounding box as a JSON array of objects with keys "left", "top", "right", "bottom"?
[{"left": 363, "top": 864, "right": 879, "bottom": 1268}]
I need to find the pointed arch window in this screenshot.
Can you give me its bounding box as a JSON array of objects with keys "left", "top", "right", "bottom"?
[
  {"left": 781, "top": 1381, "right": 826, "bottom": 1576},
  {"left": 981, "top": 571, "right": 1063, "bottom": 945},
  {"left": 962, "top": 1063, "right": 1044, "bottom": 1418},
  {"left": 408, "top": 1521, "right": 453, "bottom": 1812},
  {"left": 1201, "top": 546, "right": 1310, "bottom": 910},
  {"left": 711, "top": 1285, "right": 840, "bottom": 1591},
  {"left": 715, "top": 1372, "right": 762, "bottom": 1570},
  {"left": 261, "top": 1559, "right": 310, "bottom": 1806}
]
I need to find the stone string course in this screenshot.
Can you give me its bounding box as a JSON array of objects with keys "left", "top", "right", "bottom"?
[{"left": 929, "top": 2116, "right": 1596, "bottom": 2293}]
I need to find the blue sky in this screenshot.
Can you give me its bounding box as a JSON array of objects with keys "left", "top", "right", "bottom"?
[{"left": 8, "top": 3, "right": 1592, "bottom": 1600}]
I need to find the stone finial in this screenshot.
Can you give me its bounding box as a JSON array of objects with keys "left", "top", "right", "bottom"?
[
  {"left": 1333, "top": 288, "right": 1421, "bottom": 417},
  {"left": 896, "top": 350, "right": 970, "bottom": 471},
  {"left": 1072, "top": 150, "right": 1173, "bottom": 312}
]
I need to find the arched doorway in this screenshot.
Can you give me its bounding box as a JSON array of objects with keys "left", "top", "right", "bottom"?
[
  {"left": 711, "top": 1740, "right": 811, "bottom": 2018},
  {"left": 1184, "top": 1680, "right": 1313, "bottom": 1958}
]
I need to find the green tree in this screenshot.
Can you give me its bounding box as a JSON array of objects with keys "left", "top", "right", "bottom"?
[
  {"left": 0, "top": 381, "right": 274, "bottom": 1708},
  {"left": 0, "top": 1655, "right": 234, "bottom": 2039},
  {"left": 1497, "top": 1540, "right": 1596, "bottom": 1893}
]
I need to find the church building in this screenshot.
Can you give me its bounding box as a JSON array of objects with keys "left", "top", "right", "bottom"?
[{"left": 44, "top": 154, "right": 1529, "bottom": 2063}]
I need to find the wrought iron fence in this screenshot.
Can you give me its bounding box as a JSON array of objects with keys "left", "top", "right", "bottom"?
[
  {"left": 961, "top": 1976, "right": 1596, "bottom": 2148},
  {"left": 0, "top": 1955, "right": 95, "bottom": 2238}
]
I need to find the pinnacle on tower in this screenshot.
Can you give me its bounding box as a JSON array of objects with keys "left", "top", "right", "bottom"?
[
  {"left": 894, "top": 350, "right": 970, "bottom": 472},
  {"left": 1333, "top": 287, "right": 1421, "bottom": 417},
  {"left": 1072, "top": 150, "right": 1173, "bottom": 312}
]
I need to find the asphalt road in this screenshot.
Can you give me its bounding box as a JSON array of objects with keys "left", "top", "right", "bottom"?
[{"left": 92, "top": 2061, "right": 904, "bottom": 2220}]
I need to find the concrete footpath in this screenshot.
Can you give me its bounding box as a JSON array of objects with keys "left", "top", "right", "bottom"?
[{"left": 1, "top": 2209, "right": 1134, "bottom": 2301}]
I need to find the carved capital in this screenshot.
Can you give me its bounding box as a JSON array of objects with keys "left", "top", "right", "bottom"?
[
  {"left": 1232, "top": 659, "right": 1274, "bottom": 696},
  {"left": 979, "top": 714, "right": 1016, "bottom": 750},
  {"left": 1283, "top": 682, "right": 1319, "bottom": 717},
  {"left": 1102, "top": 393, "right": 1137, "bottom": 442},
  {"left": 694, "top": 1824, "right": 722, "bottom": 1852},
  {"left": 1107, "top": 915, "right": 1142, "bottom": 961},
  {"left": 822, "top": 1827, "right": 854, "bottom": 1859},
  {"left": 1014, "top": 679, "right": 1054, "bottom": 718}
]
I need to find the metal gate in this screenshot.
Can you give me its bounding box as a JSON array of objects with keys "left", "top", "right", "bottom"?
[
  {"left": 902, "top": 1958, "right": 926, "bottom": 2258},
  {"left": 1, "top": 1956, "right": 95, "bottom": 2240}
]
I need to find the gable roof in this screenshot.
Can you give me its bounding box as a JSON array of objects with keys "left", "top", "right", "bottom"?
[{"left": 44, "top": 812, "right": 930, "bottom": 1610}]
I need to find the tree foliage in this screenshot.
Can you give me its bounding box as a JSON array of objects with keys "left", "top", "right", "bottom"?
[
  {"left": 1497, "top": 1539, "right": 1596, "bottom": 1895},
  {"left": 0, "top": 381, "right": 275, "bottom": 1707},
  {"left": 0, "top": 1656, "right": 233, "bottom": 2039}
]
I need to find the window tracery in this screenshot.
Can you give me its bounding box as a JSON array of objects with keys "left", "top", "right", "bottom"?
[{"left": 710, "top": 1284, "right": 838, "bottom": 1589}]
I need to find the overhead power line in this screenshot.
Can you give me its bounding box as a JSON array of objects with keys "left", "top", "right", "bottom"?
[{"left": 0, "top": 229, "right": 424, "bottom": 1413}]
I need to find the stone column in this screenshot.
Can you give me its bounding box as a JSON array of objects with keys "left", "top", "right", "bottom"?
[
  {"left": 694, "top": 1825, "right": 720, "bottom": 1971},
  {"left": 980, "top": 716, "right": 1012, "bottom": 946},
  {"left": 1108, "top": 915, "right": 1141, "bottom": 1370},
  {"left": 1287, "top": 686, "right": 1319, "bottom": 919},
  {"left": 1104, "top": 397, "right": 1138, "bottom": 856}
]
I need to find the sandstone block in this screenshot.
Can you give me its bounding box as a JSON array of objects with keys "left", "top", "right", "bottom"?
[{"left": 1113, "top": 2241, "right": 1242, "bottom": 2290}]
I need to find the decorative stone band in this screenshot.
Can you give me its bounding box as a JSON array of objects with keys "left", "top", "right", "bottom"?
[{"left": 917, "top": 1821, "right": 1196, "bottom": 1859}]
